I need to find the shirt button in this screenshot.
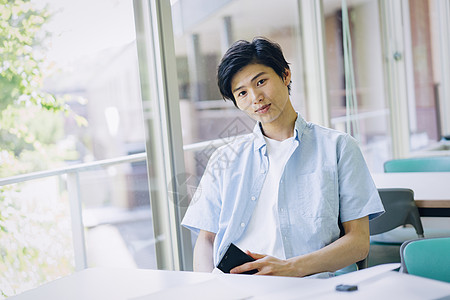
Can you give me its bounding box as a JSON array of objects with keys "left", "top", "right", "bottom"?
[
  {"left": 261, "top": 169, "right": 266, "bottom": 174},
  {"left": 251, "top": 196, "right": 256, "bottom": 201},
  {"left": 280, "top": 179, "right": 283, "bottom": 183},
  {"left": 241, "top": 223, "right": 245, "bottom": 227}
]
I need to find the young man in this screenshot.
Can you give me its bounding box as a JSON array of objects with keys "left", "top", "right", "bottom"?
[{"left": 182, "top": 37, "right": 384, "bottom": 277}]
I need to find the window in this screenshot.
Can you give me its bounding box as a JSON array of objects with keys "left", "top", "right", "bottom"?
[
  {"left": 407, "top": 0, "right": 448, "bottom": 151},
  {"left": 0, "top": 0, "right": 157, "bottom": 296},
  {"left": 323, "top": 0, "right": 392, "bottom": 171}
]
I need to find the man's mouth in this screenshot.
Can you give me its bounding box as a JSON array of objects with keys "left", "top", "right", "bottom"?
[{"left": 255, "top": 103, "right": 271, "bottom": 113}]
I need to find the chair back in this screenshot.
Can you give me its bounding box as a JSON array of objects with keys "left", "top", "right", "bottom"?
[
  {"left": 400, "top": 237, "right": 450, "bottom": 282},
  {"left": 369, "top": 188, "right": 424, "bottom": 237},
  {"left": 384, "top": 156, "right": 450, "bottom": 172}
]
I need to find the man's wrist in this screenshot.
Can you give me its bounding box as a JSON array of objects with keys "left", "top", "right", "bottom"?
[{"left": 288, "top": 255, "right": 310, "bottom": 277}]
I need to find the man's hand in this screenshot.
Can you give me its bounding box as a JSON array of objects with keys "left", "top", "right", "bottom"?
[
  {"left": 230, "top": 251, "right": 300, "bottom": 277},
  {"left": 230, "top": 216, "right": 370, "bottom": 277}
]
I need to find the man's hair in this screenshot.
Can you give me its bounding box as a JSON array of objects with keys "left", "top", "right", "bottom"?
[{"left": 217, "top": 37, "right": 291, "bottom": 107}]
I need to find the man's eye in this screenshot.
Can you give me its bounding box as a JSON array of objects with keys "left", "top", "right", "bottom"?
[
  {"left": 238, "top": 91, "right": 246, "bottom": 97},
  {"left": 257, "top": 79, "right": 266, "bottom": 86}
]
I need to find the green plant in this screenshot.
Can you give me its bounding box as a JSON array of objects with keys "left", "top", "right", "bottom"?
[{"left": 1, "top": 0, "right": 84, "bottom": 297}]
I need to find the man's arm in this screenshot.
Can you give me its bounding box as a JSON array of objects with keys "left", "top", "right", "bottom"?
[
  {"left": 230, "top": 216, "right": 369, "bottom": 277},
  {"left": 193, "top": 229, "right": 216, "bottom": 272}
]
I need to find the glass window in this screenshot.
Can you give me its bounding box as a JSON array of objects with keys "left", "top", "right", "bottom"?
[
  {"left": 323, "top": 0, "right": 392, "bottom": 172},
  {"left": 0, "top": 0, "right": 157, "bottom": 296},
  {"left": 323, "top": 0, "right": 450, "bottom": 166},
  {"left": 407, "top": 0, "right": 446, "bottom": 151}
]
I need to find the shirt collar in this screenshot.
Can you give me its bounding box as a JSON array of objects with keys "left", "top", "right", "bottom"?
[{"left": 253, "top": 112, "right": 307, "bottom": 152}]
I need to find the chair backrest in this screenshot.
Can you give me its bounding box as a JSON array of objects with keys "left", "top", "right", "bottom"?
[
  {"left": 400, "top": 237, "right": 450, "bottom": 282},
  {"left": 369, "top": 188, "right": 424, "bottom": 237},
  {"left": 344, "top": 188, "right": 423, "bottom": 270},
  {"left": 384, "top": 156, "right": 450, "bottom": 172}
]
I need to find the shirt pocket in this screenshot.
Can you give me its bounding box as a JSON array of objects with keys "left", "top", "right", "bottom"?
[{"left": 293, "top": 169, "right": 338, "bottom": 218}]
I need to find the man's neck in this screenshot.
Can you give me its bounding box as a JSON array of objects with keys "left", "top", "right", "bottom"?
[{"left": 261, "top": 105, "right": 297, "bottom": 141}]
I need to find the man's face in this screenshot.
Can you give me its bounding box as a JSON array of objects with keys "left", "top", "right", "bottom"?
[{"left": 231, "top": 64, "right": 291, "bottom": 125}]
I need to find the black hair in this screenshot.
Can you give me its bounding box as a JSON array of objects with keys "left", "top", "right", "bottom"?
[{"left": 217, "top": 37, "right": 291, "bottom": 107}]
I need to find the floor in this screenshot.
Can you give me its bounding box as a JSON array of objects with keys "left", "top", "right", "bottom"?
[{"left": 368, "top": 243, "right": 401, "bottom": 267}]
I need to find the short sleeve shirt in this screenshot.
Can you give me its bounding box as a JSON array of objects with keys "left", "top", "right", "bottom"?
[{"left": 182, "top": 113, "right": 384, "bottom": 266}]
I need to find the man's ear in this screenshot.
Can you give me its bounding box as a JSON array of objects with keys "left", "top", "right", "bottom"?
[{"left": 283, "top": 68, "right": 291, "bottom": 86}]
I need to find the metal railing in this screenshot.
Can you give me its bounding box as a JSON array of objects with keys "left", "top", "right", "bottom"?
[
  {"left": 0, "top": 153, "right": 147, "bottom": 271},
  {"left": 0, "top": 137, "right": 236, "bottom": 271},
  {"left": 330, "top": 108, "right": 390, "bottom": 126}
]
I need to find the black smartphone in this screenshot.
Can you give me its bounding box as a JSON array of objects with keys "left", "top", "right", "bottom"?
[{"left": 216, "top": 243, "right": 257, "bottom": 274}]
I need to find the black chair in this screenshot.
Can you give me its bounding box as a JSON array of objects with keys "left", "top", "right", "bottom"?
[
  {"left": 370, "top": 188, "right": 424, "bottom": 239},
  {"left": 344, "top": 188, "right": 424, "bottom": 272}
]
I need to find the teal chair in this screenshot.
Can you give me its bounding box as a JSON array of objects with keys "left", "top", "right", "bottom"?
[
  {"left": 400, "top": 237, "right": 450, "bottom": 283},
  {"left": 384, "top": 156, "right": 450, "bottom": 172}
]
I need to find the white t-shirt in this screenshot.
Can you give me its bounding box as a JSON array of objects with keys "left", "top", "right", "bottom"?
[{"left": 235, "top": 135, "right": 295, "bottom": 259}]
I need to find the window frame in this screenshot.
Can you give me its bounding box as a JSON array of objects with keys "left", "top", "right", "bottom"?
[{"left": 133, "top": 0, "right": 193, "bottom": 271}]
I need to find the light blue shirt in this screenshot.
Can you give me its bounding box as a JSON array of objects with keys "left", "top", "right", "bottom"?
[{"left": 182, "top": 114, "right": 384, "bottom": 267}]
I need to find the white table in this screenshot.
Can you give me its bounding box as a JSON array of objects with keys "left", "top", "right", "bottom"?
[
  {"left": 372, "top": 172, "right": 450, "bottom": 217},
  {"left": 9, "top": 264, "right": 450, "bottom": 300}
]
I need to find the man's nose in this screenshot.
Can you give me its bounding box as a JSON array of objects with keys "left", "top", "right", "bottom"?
[{"left": 249, "top": 89, "right": 263, "bottom": 104}]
